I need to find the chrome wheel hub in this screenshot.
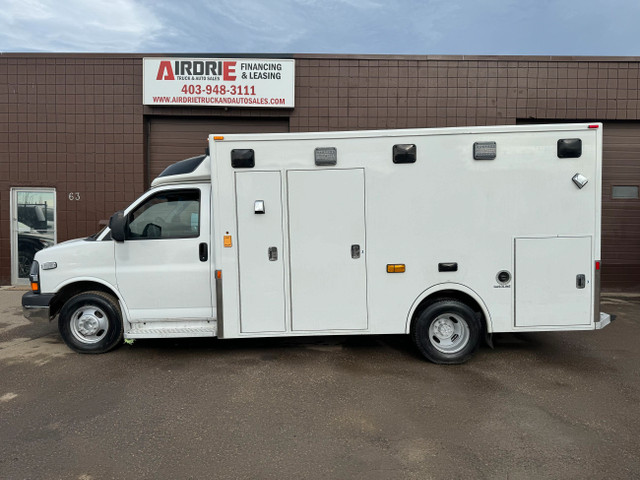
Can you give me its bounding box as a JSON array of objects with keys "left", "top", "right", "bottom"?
[
  {"left": 428, "top": 313, "right": 470, "bottom": 354},
  {"left": 78, "top": 316, "right": 100, "bottom": 336},
  {"left": 433, "top": 319, "right": 455, "bottom": 339},
  {"left": 70, "top": 306, "right": 109, "bottom": 344}
]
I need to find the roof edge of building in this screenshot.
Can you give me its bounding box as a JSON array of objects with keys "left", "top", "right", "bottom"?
[{"left": 1, "top": 52, "right": 640, "bottom": 63}]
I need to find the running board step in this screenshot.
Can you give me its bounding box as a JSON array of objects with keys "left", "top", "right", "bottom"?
[{"left": 126, "top": 321, "right": 217, "bottom": 339}]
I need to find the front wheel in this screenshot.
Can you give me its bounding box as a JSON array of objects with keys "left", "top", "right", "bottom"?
[
  {"left": 58, "top": 291, "right": 124, "bottom": 354},
  {"left": 411, "top": 299, "right": 482, "bottom": 364}
]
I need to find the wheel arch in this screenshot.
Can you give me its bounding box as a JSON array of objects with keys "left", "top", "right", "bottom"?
[
  {"left": 50, "top": 278, "right": 127, "bottom": 321},
  {"left": 405, "top": 283, "right": 493, "bottom": 334}
]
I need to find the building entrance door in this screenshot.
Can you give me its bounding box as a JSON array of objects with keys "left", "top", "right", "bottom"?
[{"left": 10, "top": 188, "right": 57, "bottom": 285}]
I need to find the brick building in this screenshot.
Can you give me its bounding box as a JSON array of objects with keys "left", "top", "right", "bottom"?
[{"left": 1, "top": 53, "right": 639, "bottom": 289}]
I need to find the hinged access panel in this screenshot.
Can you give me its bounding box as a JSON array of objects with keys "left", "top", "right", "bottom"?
[
  {"left": 235, "top": 171, "right": 286, "bottom": 333},
  {"left": 515, "top": 236, "right": 592, "bottom": 327},
  {"left": 287, "top": 169, "right": 368, "bottom": 331}
]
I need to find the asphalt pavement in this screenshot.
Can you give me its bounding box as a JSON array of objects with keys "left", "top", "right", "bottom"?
[{"left": 0, "top": 287, "right": 638, "bottom": 479}]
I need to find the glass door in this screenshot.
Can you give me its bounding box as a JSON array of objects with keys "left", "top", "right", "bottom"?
[{"left": 10, "top": 188, "right": 57, "bottom": 285}]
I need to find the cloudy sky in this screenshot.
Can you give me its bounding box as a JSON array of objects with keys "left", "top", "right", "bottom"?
[{"left": 0, "top": 0, "right": 638, "bottom": 55}]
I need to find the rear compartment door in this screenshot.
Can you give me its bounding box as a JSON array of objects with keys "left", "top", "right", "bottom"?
[
  {"left": 287, "top": 169, "right": 368, "bottom": 331},
  {"left": 515, "top": 236, "right": 592, "bottom": 327}
]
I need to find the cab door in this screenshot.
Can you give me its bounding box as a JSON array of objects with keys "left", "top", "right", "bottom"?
[{"left": 114, "top": 185, "right": 213, "bottom": 321}]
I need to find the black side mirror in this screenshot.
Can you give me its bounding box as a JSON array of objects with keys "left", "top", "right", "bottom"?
[{"left": 109, "top": 210, "right": 126, "bottom": 242}]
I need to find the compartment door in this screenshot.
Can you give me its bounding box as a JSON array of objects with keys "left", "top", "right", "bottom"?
[
  {"left": 515, "top": 237, "right": 592, "bottom": 327},
  {"left": 287, "top": 169, "right": 367, "bottom": 331},
  {"left": 235, "top": 171, "right": 286, "bottom": 333}
]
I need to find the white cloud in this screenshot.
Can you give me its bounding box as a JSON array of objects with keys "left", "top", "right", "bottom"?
[
  {"left": 0, "top": 0, "right": 162, "bottom": 52},
  {"left": 0, "top": 0, "right": 637, "bottom": 55}
]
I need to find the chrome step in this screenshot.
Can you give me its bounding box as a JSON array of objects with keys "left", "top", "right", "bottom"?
[{"left": 126, "top": 321, "right": 217, "bottom": 339}]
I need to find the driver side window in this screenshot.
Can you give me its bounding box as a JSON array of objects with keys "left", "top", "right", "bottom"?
[{"left": 127, "top": 189, "right": 200, "bottom": 240}]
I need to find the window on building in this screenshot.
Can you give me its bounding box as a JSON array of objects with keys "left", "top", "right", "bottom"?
[{"left": 611, "top": 185, "right": 639, "bottom": 199}]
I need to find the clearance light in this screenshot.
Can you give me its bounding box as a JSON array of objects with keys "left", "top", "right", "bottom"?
[
  {"left": 596, "top": 261, "right": 601, "bottom": 270},
  {"left": 214, "top": 136, "right": 225, "bottom": 140},
  {"left": 223, "top": 235, "right": 232, "bottom": 247},
  {"left": 588, "top": 125, "right": 599, "bottom": 129},
  {"left": 216, "top": 270, "right": 222, "bottom": 279},
  {"left": 386, "top": 264, "right": 406, "bottom": 273}
]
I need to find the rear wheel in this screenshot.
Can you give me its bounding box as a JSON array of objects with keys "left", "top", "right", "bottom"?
[
  {"left": 58, "top": 291, "right": 124, "bottom": 354},
  {"left": 412, "top": 299, "right": 481, "bottom": 364}
]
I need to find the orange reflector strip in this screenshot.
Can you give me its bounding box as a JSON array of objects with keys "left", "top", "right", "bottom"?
[
  {"left": 216, "top": 270, "right": 222, "bottom": 279},
  {"left": 31, "top": 282, "right": 39, "bottom": 291},
  {"left": 213, "top": 136, "right": 224, "bottom": 140},
  {"left": 386, "top": 264, "right": 406, "bottom": 273},
  {"left": 223, "top": 235, "right": 232, "bottom": 247}
]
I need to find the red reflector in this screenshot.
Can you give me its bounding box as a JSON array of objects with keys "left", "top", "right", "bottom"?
[
  {"left": 596, "top": 261, "right": 601, "bottom": 270},
  {"left": 588, "top": 124, "right": 599, "bottom": 129}
]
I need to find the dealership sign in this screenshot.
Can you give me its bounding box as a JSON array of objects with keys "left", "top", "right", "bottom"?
[{"left": 143, "top": 57, "right": 295, "bottom": 108}]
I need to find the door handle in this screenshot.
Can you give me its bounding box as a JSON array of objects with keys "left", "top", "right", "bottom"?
[
  {"left": 268, "top": 246, "right": 278, "bottom": 261},
  {"left": 351, "top": 244, "right": 361, "bottom": 259},
  {"left": 199, "top": 243, "right": 208, "bottom": 262},
  {"left": 576, "top": 274, "right": 586, "bottom": 289}
]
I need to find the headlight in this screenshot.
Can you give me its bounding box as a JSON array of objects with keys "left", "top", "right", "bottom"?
[{"left": 29, "top": 261, "right": 40, "bottom": 293}]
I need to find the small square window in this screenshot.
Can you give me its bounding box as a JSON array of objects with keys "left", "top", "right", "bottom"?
[
  {"left": 231, "top": 149, "right": 255, "bottom": 168},
  {"left": 612, "top": 185, "right": 639, "bottom": 199},
  {"left": 393, "top": 144, "right": 416, "bottom": 164},
  {"left": 557, "top": 139, "right": 582, "bottom": 158}
]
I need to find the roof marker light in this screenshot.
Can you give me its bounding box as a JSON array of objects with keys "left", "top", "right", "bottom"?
[
  {"left": 214, "top": 136, "right": 224, "bottom": 140},
  {"left": 588, "top": 125, "right": 599, "bottom": 129}
]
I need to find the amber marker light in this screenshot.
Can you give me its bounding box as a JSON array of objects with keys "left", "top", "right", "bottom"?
[
  {"left": 386, "top": 264, "right": 406, "bottom": 273},
  {"left": 31, "top": 282, "right": 39, "bottom": 292},
  {"left": 213, "top": 136, "right": 225, "bottom": 140}
]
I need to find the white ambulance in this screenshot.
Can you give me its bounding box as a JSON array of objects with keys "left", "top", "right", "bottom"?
[{"left": 23, "top": 124, "right": 612, "bottom": 363}]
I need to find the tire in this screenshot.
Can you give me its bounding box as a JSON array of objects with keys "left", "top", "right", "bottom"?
[
  {"left": 58, "top": 291, "right": 124, "bottom": 354},
  {"left": 18, "top": 248, "right": 35, "bottom": 278},
  {"left": 411, "top": 299, "right": 482, "bottom": 364}
]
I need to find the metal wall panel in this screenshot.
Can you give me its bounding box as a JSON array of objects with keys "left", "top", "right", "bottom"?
[{"left": 601, "top": 122, "right": 640, "bottom": 290}]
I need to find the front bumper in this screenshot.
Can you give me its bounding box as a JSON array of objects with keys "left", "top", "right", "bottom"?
[
  {"left": 22, "top": 292, "right": 55, "bottom": 322},
  {"left": 595, "top": 312, "right": 615, "bottom": 330}
]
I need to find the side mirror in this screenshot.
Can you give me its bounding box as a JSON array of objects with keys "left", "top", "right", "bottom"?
[{"left": 109, "top": 210, "right": 126, "bottom": 242}]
